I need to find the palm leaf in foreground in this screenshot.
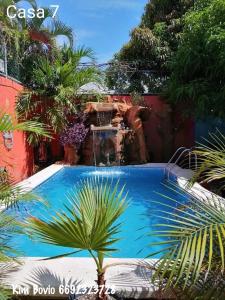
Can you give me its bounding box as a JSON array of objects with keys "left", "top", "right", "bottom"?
[
  {"left": 191, "top": 130, "right": 225, "bottom": 190},
  {"left": 0, "top": 111, "right": 50, "bottom": 299},
  {"left": 0, "top": 211, "right": 22, "bottom": 299},
  {"left": 27, "top": 178, "right": 128, "bottom": 300},
  {"left": 0, "top": 111, "right": 51, "bottom": 144},
  {"left": 148, "top": 183, "right": 225, "bottom": 298}
]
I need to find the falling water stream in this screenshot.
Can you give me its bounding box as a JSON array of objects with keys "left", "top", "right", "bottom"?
[{"left": 92, "top": 108, "right": 121, "bottom": 175}]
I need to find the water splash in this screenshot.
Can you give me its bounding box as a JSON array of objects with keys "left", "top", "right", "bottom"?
[{"left": 81, "top": 169, "right": 126, "bottom": 177}]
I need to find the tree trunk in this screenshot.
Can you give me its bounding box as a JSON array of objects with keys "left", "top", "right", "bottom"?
[{"left": 97, "top": 271, "right": 107, "bottom": 300}]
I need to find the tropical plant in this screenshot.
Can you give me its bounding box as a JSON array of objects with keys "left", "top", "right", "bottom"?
[
  {"left": 148, "top": 183, "right": 225, "bottom": 299},
  {"left": 0, "top": 0, "right": 32, "bottom": 80},
  {"left": 191, "top": 131, "right": 225, "bottom": 192},
  {"left": 0, "top": 0, "right": 73, "bottom": 46},
  {"left": 27, "top": 7, "right": 73, "bottom": 47},
  {"left": 17, "top": 46, "right": 100, "bottom": 141},
  {"left": 0, "top": 0, "right": 73, "bottom": 82},
  {"left": 0, "top": 0, "right": 36, "bottom": 37},
  {"left": 0, "top": 212, "right": 21, "bottom": 299},
  {"left": 106, "top": 0, "right": 194, "bottom": 93},
  {"left": 0, "top": 111, "right": 50, "bottom": 299},
  {"left": 20, "top": 5, "right": 74, "bottom": 83},
  {"left": 0, "top": 110, "right": 50, "bottom": 144},
  {"left": 27, "top": 178, "right": 128, "bottom": 300},
  {"left": 166, "top": 0, "right": 225, "bottom": 119}
]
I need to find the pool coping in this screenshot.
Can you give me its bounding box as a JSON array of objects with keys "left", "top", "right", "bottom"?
[
  {"left": 17, "top": 164, "right": 64, "bottom": 192},
  {"left": 4, "top": 163, "right": 222, "bottom": 298}
]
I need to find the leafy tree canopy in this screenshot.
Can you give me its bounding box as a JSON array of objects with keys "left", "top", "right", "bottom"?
[
  {"left": 166, "top": 0, "right": 225, "bottom": 119},
  {"left": 106, "top": 0, "right": 194, "bottom": 94}
]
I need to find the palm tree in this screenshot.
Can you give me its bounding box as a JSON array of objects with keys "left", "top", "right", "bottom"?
[
  {"left": 27, "top": 7, "right": 73, "bottom": 47},
  {"left": 21, "top": 6, "right": 74, "bottom": 83},
  {"left": 0, "top": 111, "right": 50, "bottom": 299},
  {"left": 0, "top": 0, "right": 73, "bottom": 81},
  {"left": 17, "top": 46, "right": 100, "bottom": 140},
  {"left": 148, "top": 183, "right": 225, "bottom": 299},
  {"left": 0, "top": 0, "right": 73, "bottom": 46},
  {"left": 191, "top": 131, "right": 225, "bottom": 191},
  {"left": 0, "top": 0, "right": 35, "bottom": 71},
  {"left": 27, "top": 178, "right": 128, "bottom": 300},
  {"left": 0, "top": 0, "right": 36, "bottom": 30}
]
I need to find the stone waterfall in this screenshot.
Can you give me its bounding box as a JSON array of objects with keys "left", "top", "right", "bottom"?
[{"left": 91, "top": 103, "right": 124, "bottom": 167}]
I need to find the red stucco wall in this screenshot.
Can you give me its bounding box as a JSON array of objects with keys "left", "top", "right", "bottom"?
[
  {"left": 108, "top": 94, "right": 195, "bottom": 162},
  {"left": 143, "top": 95, "right": 195, "bottom": 162},
  {"left": 0, "top": 76, "right": 34, "bottom": 182}
]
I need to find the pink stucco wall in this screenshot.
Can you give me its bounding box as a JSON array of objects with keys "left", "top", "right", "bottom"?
[{"left": 0, "top": 76, "right": 34, "bottom": 182}]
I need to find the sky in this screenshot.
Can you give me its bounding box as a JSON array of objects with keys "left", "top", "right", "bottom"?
[{"left": 32, "top": 0, "right": 148, "bottom": 63}]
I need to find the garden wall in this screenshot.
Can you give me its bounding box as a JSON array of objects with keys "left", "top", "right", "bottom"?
[
  {"left": 0, "top": 76, "right": 34, "bottom": 182},
  {"left": 0, "top": 77, "right": 195, "bottom": 183},
  {"left": 143, "top": 95, "right": 195, "bottom": 162}
]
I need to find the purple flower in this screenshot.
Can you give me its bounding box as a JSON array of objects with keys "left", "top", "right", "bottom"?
[{"left": 60, "top": 123, "right": 89, "bottom": 149}]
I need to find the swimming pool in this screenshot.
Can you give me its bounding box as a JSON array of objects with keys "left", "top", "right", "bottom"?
[{"left": 12, "top": 166, "right": 188, "bottom": 258}]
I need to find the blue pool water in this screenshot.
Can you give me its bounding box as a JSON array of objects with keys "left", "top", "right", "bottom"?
[{"left": 11, "top": 167, "right": 188, "bottom": 258}]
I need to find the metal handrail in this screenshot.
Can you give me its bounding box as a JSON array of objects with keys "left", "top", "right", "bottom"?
[
  {"left": 165, "top": 147, "right": 186, "bottom": 167},
  {"left": 165, "top": 147, "right": 198, "bottom": 180},
  {"left": 164, "top": 147, "right": 186, "bottom": 177},
  {"left": 189, "top": 147, "right": 198, "bottom": 171},
  {"left": 166, "top": 148, "right": 190, "bottom": 180}
]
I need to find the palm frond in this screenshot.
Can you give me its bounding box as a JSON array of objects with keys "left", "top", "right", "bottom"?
[
  {"left": 49, "top": 20, "right": 73, "bottom": 47},
  {"left": 74, "top": 46, "right": 95, "bottom": 62},
  {"left": 191, "top": 130, "right": 225, "bottom": 190},
  {"left": 0, "top": 111, "right": 51, "bottom": 137},
  {"left": 0, "top": 180, "right": 45, "bottom": 209},
  {"left": 0, "top": 111, "right": 52, "bottom": 146},
  {"left": 28, "top": 7, "right": 53, "bottom": 30},
  {"left": 27, "top": 178, "right": 128, "bottom": 256},
  {"left": 149, "top": 186, "right": 225, "bottom": 293}
]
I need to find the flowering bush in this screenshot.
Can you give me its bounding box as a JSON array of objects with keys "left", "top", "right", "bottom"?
[{"left": 60, "top": 123, "right": 88, "bottom": 149}]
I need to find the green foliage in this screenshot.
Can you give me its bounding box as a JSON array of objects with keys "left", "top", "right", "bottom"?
[
  {"left": 0, "top": 0, "right": 74, "bottom": 82},
  {"left": 166, "top": 0, "right": 225, "bottom": 119},
  {"left": 149, "top": 184, "right": 225, "bottom": 299},
  {"left": 191, "top": 131, "right": 225, "bottom": 192},
  {"left": 27, "top": 7, "right": 73, "bottom": 46},
  {"left": 0, "top": 110, "right": 50, "bottom": 145},
  {"left": 130, "top": 91, "right": 145, "bottom": 106},
  {"left": 106, "top": 0, "right": 194, "bottom": 93},
  {"left": 0, "top": 112, "right": 49, "bottom": 299},
  {"left": 17, "top": 46, "right": 101, "bottom": 138},
  {"left": 0, "top": 212, "right": 21, "bottom": 300}
]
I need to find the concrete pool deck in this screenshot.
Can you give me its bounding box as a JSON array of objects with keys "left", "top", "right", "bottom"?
[
  {"left": 4, "top": 163, "right": 220, "bottom": 298},
  {"left": 5, "top": 257, "right": 161, "bottom": 299}
]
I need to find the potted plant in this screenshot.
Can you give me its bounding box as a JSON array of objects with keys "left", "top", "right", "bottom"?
[{"left": 60, "top": 123, "right": 88, "bottom": 165}]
